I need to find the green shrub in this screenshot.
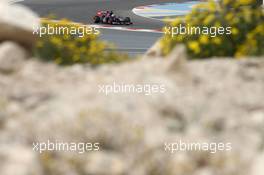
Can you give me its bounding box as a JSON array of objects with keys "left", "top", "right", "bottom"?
[
  {"left": 35, "top": 19, "right": 129, "bottom": 66},
  {"left": 161, "top": 0, "right": 264, "bottom": 58}
]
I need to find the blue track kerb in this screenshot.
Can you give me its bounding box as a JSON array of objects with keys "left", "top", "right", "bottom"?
[
  {"left": 133, "top": 1, "right": 202, "bottom": 19},
  {"left": 151, "top": 1, "right": 201, "bottom": 11}
]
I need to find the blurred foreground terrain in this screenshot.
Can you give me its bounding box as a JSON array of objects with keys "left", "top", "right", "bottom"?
[{"left": 0, "top": 1, "right": 264, "bottom": 175}]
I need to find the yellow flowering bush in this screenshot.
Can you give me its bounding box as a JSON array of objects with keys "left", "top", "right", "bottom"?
[
  {"left": 161, "top": 0, "right": 264, "bottom": 58},
  {"left": 35, "top": 19, "right": 129, "bottom": 65},
  {"left": 236, "top": 23, "right": 264, "bottom": 57}
]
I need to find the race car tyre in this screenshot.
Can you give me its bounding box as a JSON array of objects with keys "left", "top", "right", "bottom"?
[
  {"left": 124, "top": 17, "right": 131, "bottom": 23},
  {"left": 94, "top": 16, "right": 100, "bottom": 23}
]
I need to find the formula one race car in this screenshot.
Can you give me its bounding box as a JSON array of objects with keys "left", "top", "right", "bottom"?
[{"left": 93, "top": 10, "right": 133, "bottom": 25}]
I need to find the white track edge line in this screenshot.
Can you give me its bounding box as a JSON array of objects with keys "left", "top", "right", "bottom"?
[{"left": 42, "top": 19, "right": 164, "bottom": 34}]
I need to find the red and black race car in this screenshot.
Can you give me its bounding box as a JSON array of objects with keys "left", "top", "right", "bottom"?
[{"left": 93, "top": 10, "right": 133, "bottom": 25}]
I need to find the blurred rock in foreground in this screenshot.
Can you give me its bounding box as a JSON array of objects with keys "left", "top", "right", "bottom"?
[
  {"left": 0, "top": 39, "right": 264, "bottom": 175},
  {"left": 0, "top": 1, "right": 264, "bottom": 175},
  {"left": 0, "top": 1, "right": 39, "bottom": 49}
]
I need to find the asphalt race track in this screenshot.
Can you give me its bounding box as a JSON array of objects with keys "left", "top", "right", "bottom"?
[{"left": 19, "top": 0, "right": 189, "bottom": 55}]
